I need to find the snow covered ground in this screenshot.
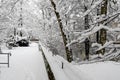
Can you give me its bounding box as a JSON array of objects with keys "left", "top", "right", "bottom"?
[
  {"left": 75, "top": 61, "right": 120, "bottom": 80},
  {"left": 40, "top": 42, "right": 91, "bottom": 80},
  {"left": 40, "top": 42, "right": 120, "bottom": 80},
  {"left": 0, "top": 43, "right": 48, "bottom": 80},
  {"left": 1, "top": 42, "right": 120, "bottom": 80}
]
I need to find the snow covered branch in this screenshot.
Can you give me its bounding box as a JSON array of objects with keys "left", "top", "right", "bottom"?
[
  {"left": 67, "top": 24, "right": 120, "bottom": 47},
  {"left": 80, "top": 0, "right": 103, "bottom": 18},
  {"left": 92, "top": 11, "right": 120, "bottom": 25},
  {"left": 0, "top": 28, "right": 6, "bottom": 31},
  {"left": 92, "top": 41, "right": 114, "bottom": 51}
]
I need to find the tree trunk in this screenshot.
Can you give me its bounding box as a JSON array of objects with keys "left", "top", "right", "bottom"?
[
  {"left": 84, "top": 5, "right": 90, "bottom": 60},
  {"left": 49, "top": 0, "right": 73, "bottom": 62},
  {"left": 14, "top": 28, "right": 16, "bottom": 36},
  {"left": 42, "top": 9, "right": 46, "bottom": 30},
  {"left": 99, "top": 0, "right": 108, "bottom": 55},
  {"left": 96, "top": 5, "right": 100, "bottom": 54}
]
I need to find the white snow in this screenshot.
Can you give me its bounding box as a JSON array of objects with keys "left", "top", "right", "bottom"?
[
  {"left": 80, "top": 0, "right": 103, "bottom": 18},
  {"left": 40, "top": 42, "right": 91, "bottom": 80},
  {"left": 117, "top": 34, "right": 120, "bottom": 40},
  {"left": 75, "top": 61, "right": 120, "bottom": 80},
  {"left": 67, "top": 24, "right": 120, "bottom": 46},
  {"left": 1, "top": 42, "right": 120, "bottom": 80},
  {"left": 0, "top": 43, "right": 49, "bottom": 80},
  {"left": 92, "top": 41, "right": 114, "bottom": 51}
]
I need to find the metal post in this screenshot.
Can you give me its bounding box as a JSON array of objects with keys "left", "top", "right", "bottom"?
[{"left": 8, "top": 54, "right": 9, "bottom": 67}]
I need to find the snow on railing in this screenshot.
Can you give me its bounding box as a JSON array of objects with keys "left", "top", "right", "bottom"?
[
  {"left": 39, "top": 42, "right": 90, "bottom": 80},
  {"left": 39, "top": 42, "right": 69, "bottom": 80},
  {"left": 39, "top": 44, "right": 55, "bottom": 80}
]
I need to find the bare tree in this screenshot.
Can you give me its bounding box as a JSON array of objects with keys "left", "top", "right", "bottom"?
[
  {"left": 84, "top": 5, "right": 90, "bottom": 60},
  {"left": 49, "top": 0, "right": 73, "bottom": 62},
  {"left": 99, "top": 0, "right": 108, "bottom": 54}
]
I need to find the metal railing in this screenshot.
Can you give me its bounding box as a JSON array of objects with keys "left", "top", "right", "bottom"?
[
  {"left": 0, "top": 53, "right": 11, "bottom": 68},
  {"left": 38, "top": 44, "right": 55, "bottom": 80}
]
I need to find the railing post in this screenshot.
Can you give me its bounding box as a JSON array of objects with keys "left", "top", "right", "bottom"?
[
  {"left": 0, "top": 53, "right": 11, "bottom": 68},
  {"left": 8, "top": 54, "right": 9, "bottom": 68},
  {"left": 62, "top": 62, "right": 64, "bottom": 69}
]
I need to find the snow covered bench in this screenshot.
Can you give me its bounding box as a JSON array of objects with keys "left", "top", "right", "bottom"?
[{"left": 0, "top": 53, "right": 11, "bottom": 67}]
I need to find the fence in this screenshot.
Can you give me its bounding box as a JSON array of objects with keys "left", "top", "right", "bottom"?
[{"left": 0, "top": 53, "right": 11, "bottom": 67}]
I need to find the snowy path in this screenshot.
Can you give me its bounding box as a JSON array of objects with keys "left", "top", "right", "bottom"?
[
  {"left": 0, "top": 42, "right": 93, "bottom": 80},
  {"left": 0, "top": 43, "right": 49, "bottom": 80}
]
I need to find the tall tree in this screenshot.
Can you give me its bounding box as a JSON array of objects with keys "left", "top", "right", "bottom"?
[
  {"left": 84, "top": 5, "right": 90, "bottom": 60},
  {"left": 96, "top": 3, "right": 100, "bottom": 55},
  {"left": 49, "top": 0, "right": 73, "bottom": 62},
  {"left": 99, "top": 0, "right": 108, "bottom": 54}
]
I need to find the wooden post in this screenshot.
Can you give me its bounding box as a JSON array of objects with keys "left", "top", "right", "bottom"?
[{"left": 62, "top": 62, "right": 64, "bottom": 69}]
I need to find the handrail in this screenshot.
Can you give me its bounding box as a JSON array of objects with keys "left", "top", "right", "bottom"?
[
  {"left": 38, "top": 44, "right": 55, "bottom": 80},
  {"left": 0, "top": 53, "right": 11, "bottom": 67}
]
